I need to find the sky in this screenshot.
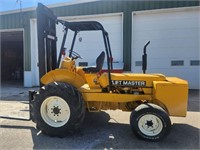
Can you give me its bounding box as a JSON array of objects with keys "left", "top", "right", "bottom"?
[{"left": 0, "top": 0, "right": 74, "bottom": 12}]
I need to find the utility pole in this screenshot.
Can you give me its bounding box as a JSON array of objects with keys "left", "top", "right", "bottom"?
[{"left": 16, "top": 0, "right": 24, "bottom": 27}]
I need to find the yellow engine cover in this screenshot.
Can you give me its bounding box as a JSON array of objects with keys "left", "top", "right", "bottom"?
[{"left": 99, "top": 73, "right": 166, "bottom": 88}]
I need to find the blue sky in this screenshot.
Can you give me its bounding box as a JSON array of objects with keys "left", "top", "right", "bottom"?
[{"left": 0, "top": 0, "right": 74, "bottom": 12}]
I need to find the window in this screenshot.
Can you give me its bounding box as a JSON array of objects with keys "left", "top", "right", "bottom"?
[
  {"left": 190, "top": 60, "right": 200, "bottom": 66},
  {"left": 135, "top": 61, "right": 142, "bottom": 66},
  {"left": 171, "top": 60, "right": 184, "bottom": 66}
]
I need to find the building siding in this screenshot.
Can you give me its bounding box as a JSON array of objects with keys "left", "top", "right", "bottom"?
[{"left": 0, "top": 0, "right": 199, "bottom": 71}]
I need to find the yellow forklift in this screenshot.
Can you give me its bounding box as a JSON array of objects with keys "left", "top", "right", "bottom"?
[{"left": 1, "top": 3, "right": 188, "bottom": 141}]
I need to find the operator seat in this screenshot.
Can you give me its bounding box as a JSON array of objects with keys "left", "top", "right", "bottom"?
[{"left": 83, "top": 51, "right": 105, "bottom": 73}]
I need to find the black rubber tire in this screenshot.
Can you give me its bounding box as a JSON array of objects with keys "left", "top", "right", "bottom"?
[
  {"left": 32, "top": 82, "right": 85, "bottom": 137},
  {"left": 130, "top": 103, "right": 171, "bottom": 141}
]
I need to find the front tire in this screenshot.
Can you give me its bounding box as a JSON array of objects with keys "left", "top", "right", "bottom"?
[
  {"left": 130, "top": 103, "right": 171, "bottom": 141},
  {"left": 32, "top": 82, "right": 85, "bottom": 137}
]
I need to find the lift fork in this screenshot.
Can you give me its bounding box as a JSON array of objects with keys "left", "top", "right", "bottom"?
[{"left": 0, "top": 90, "right": 35, "bottom": 121}]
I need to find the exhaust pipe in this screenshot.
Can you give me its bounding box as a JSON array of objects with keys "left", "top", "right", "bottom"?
[{"left": 142, "top": 41, "right": 150, "bottom": 74}]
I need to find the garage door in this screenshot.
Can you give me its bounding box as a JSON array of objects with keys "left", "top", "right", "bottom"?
[
  {"left": 132, "top": 7, "right": 200, "bottom": 89},
  {"left": 31, "top": 13, "right": 123, "bottom": 86},
  {"left": 0, "top": 30, "right": 24, "bottom": 84},
  {"left": 57, "top": 14, "right": 123, "bottom": 66}
]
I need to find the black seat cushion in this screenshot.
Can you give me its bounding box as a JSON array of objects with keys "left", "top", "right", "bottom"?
[{"left": 83, "top": 51, "right": 105, "bottom": 73}]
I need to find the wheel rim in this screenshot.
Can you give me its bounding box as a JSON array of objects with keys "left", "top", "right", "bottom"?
[
  {"left": 40, "top": 96, "right": 70, "bottom": 128},
  {"left": 138, "top": 114, "right": 163, "bottom": 136}
]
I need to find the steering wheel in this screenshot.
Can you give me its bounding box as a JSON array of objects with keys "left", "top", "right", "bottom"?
[{"left": 70, "top": 50, "right": 82, "bottom": 59}]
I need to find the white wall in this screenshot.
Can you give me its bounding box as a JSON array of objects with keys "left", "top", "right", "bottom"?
[{"left": 30, "top": 19, "right": 40, "bottom": 87}]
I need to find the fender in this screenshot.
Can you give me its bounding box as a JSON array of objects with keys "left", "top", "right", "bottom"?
[{"left": 41, "top": 69, "right": 85, "bottom": 88}]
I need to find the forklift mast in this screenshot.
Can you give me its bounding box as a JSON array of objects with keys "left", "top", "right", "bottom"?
[{"left": 37, "top": 3, "right": 57, "bottom": 82}]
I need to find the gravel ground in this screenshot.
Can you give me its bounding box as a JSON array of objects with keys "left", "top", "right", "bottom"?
[{"left": 0, "top": 82, "right": 199, "bottom": 149}]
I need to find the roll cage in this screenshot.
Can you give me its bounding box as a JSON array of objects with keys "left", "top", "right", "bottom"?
[{"left": 57, "top": 20, "right": 113, "bottom": 73}]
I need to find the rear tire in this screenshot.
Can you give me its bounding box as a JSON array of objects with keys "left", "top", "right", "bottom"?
[
  {"left": 32, "top": 82, "right": 85, "bottom": 137},
  {"left": 130, "top": 103, "right": 171, "bottom": 141}
]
